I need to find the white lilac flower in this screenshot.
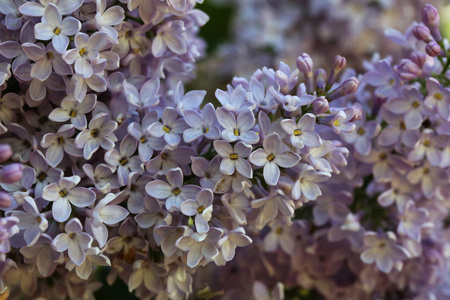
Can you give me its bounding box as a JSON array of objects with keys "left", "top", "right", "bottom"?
[
  {"left": 341, "top": 119, "right": 380, "bottom": 156},
  {"left": 217, "top": 107, "right": 259, "bottom": 144},
  {"left": 397, "top": 200, "right": 428, "bottom": 242},
  {"left": 214, "top": 140, "right": 253, "bottom": 178},
  {"left": 215, "top": 84, "right": 254, "bottom": 113},
  {"left": 19, "top": 0, "right": 83, "bottom": 17},
  {"left": 153, "top": 225, "right": 185, "bottom": 258},
  {"left": 263, "top": 220, "right": 296, "bottom": 255},
  {"left": 41, "top": 124, "right": 83, "bottom": 167},
  {"left": 124, "top": 173, "right": 152, "bottom": 214},
  {"left": 384, "top": 86, "right": 430, "bottom": 130},
  {"left": 42, "top": 175, "right": 96, "bottom": 222},
  {"left": 377, "top": 171, "right": 415, "bottom": 212},
  {"left": 123, "top": 77, "right": 160, "bottom": 109},
  {"left": 180, "top": 189, "right": 214, "bottom": 233},
  {"left": 148, "top": 107, "right": 187, "bottom": 147},
  {"left": 145, "top": 167, "right": 200, "bottom": 212},
  {"left": 377, "top": 109, "right": 417, "bottom": 147},
  {"left": 82, "top": 163, "right": 120, "bottom": 194},
  {"left": 19, "top": 234, "right": 62, "bottom": 277},
  {"left": 424, "top": 77, "right": 450, "bottom": 121},
  {"left": 75, "top": 113, "right": 118, "bottom": 160},
  {"left": 172, "top": 81, "right": 206, "bottom": 115},
  {"left": 71, "top": 68, "right": 108, "bottom": 102},
  {"left": 111, "top": 22, "right": 152, "bottom": 58},
  {"left": 66, "top": 247, "right": 111, "bottom": 280},
  {"left": 62, "top": 32, "right": 110, "bottom": 78},
  {"left": 183, "top": 103, "right": 220, "bottom": 143},
  {"left": 363, "top": 59, "right": 401, "bottom": 98},
  {"left": 291, "top": 163, "right": 331, "bottom": 201},
  {"left": 329, "top": 109, "right": 356, "bottom": 135},
  {"left": 146, "top": 146, "right": 196, "bottom": 175},
  {"left": 280, "top": 113, "right": 322, "bottom": 149},
  {"left": 221, "top": 192, "right": 250, "bottom": 225},
  {"left": 175, "top": 227, "right": 223, "bottom": 268},
  {"left": 104, "top": 134, "right": 143, "bottom": 186},
  {"left": 49, "top": 94, "right": 97, "bottom": 128},
  {"left": 0, "top": 0, "right": 24, "bottom": 30},
  {"left": 407, "top": 162, "right": 448, "bottom": 198},
  {"left": 407, "top": 129, "right": 446, "bottom": 166},
  {"left": 249, "top": 133, "right": 300, "bottom": 186},
  {"left": 249, "top": 77, "right": 277, "bottom": 111},
  {"left": 52, "top": 218, "right": 93, "bottom": 266},
  {"left": 29, "top": 150, "right": 62, "bottom": 197},
  {"left": 217, "top": 227, "right": 252, "bottom": 263},
  {"left": 34, "top": 4, "right": 81, "bottom": 53},
  {"left": 10, "top": 196, "right": 48, "bottom": 246},
  {"left": 106, "top": 218, "right": 147, "bottom": 260},
  {"left": 191, "top": 156, "right": 222, "bottom": 189},
  {"left": 304, "top": 140, "right": 333, "bottom": 173},
  {"left": 128, "top": 111, "right": 163, "bottom": 163},
  {"left": 251, "top": 189, "right": 294, "bottom": 230},
  {"left": 94, "top": 0, "right": 125, "bottom": 41},
  {"left": 128, "top": 260, "right": 166, "bottom": 293},
  {"left": 152, "top": 20, "right": 187, "bottom": 57},
  {"left": 360, "top": 231, "right": 410, "bottom": 273},
  {"left": 21, "top": 42, "right": 72, "bottom": 80},
  {"left": 135, "top": 196, "right": 172, "bottom": 229}
]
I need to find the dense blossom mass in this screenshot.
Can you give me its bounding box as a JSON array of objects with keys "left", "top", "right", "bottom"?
[{"left": 0, "top": 0, "right": 448, "bottom": 299}]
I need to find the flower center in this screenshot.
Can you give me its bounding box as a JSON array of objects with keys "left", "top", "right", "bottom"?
[
  {"left": 69, "top": 232, "right": 76, "bottom": 239},
  {"left": 333, "top": 119, "right": 340, "bottom": 126},
  {"left": 91, "top": 129, "right": 99, "bottom": 138},
  {"left": 267, "top": 154, "right": 275, "bottom": 162},
  {"left": 58, "top": 136, "right": 64, "bottom": 145},
  {"left": 197, "top": 206, "right": 205, "bottom": 213},
  {"left": 78, "top": 48, "right": 87, "bottom": 56},
  {"left": 140, "top": 137, "right": 146, "bottom": 143},
  {"left": 172, "top": 188, "right": 181, "bottom": 195},
  {"left": 400, "top": 121, "right": 406, "bottom": 130},
  {"left": 412, "top": 101, "right": 420, "bottom": 108},
  {"left": 275, "top": 227, "right": 283, "bottom": 235},
  {"left": 357, "top": 128, "right": 365, "bottom": 135},
  {"left": 46, "top": 51, "right": 54, "bottom": 59},
  {"left": 161, "top": 153, "right": 167, "bottom": 159},
  {"left": 423, "top": 167, "right": 429, "bottom": 175},
  {"left": 37, "top": 172, "right": 47, "bottom": 181},
  {"left": 234, "top": 129, "right": 240, "bottom": 136},
  {"left": 293, "top": 129, "right": 302, "bottom": 136},
  {"left": 70, "top": 110, "right": 77, "bottom": 118},
  {"left": 230, "top": 153, "right": 238, "bottom": 160},
  {"left": 379, "top": 153, "right": 387, "bottom": 160},
  {"left": 423, "top": 140, "right": 431, "bottom": 147},
  {"left": 203, "top": 127, "right": 209, "bottom": 133},
  {"left": 119, "top": 158, "right": 128, "bottom": 166},
  {"left": 59, "top": 189, "right": 68, "bottom": 197},
  {"left": 54, "top": 27, "right": 61, "bottom": 35},
  {"left": 36, "top": 216, "right": 42, "bottom": 223},
  {"left": 435, "top": 93, "right": 443, "bottom": 100},
  {"left": 163, "top": 126, "right": 171, "bottom": 133}
]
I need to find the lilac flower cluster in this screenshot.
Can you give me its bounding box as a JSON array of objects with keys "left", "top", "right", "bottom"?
[{"left": 0, "top": 0, "right": 366, "bottom": 299}]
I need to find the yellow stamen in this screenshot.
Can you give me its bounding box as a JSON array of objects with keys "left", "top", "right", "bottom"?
[
  {"left": 203, "top": 127, "right": 209, "bottom": 133},
  {"left": 36, "top": 216, "right": 42, "bottom": 223},
  {"left": 119, "top": 158, "right": 128, "bottom": 166},
  {"left": 78, "top": 48, "right": 87, "bottom": 56},
  {"left": 293, "top": 129, "right": 302, "bottom": 136},
  {"left": 46, "top": 52, "right": 54, "bottom": 59},
  {"left": 435, "top": 93, "right": 443, "bottom": 100},
  {"left": 423, "top": 140, "right": 431, "bottom": 147},
  {"left": 333, "top": 120, "right": 340, "bottom": 127},
  {"left": 197, "top": 206, "right": 205, "bottom": 213},
  {"left": 140, "top": 137, "right": 146, "bottom": 143},
  {"left": 91, "top": 129, "right": 99, "bottom": 138},
  {"left": 37, "top": 172, "right": 46, "bottom": 181},
  {"left": 400, "top": 121, "right": 406, "bottom": 130},
  {"left": 230, "top": 153, "right": 238, "bottom": 160},
  {"left": 59, "top": 189, "right": 68, "bottom": 197},
  {"left": 70, "top": 110, "right": 77, "bottom": 118},
  {"left": 69, "top": 232, "right": 76, "bottom": 238},
  {"left": 57, "top": 136, "right": 64, "bottom": 145},
  {"left": 412, "top": 101, "right": 420, "bottom": 108},
  {"left": 357, "top": 128, "right": 365, "bottom": 135},
  {"left": 379, "top": 153, "right": 387, "bottom": 160},
  {"left": 172, "top": 188, "right": 181, "bottom": 195},
  {"left": 163, "top": 126, "right": 171, "bottom": 133},
  {"left": 267, "top": 154, "right": 275, "bottom": 162},
  {"left": 53, "top": 27, "right": 61, "bottom": 35},
  {"left": 233, "top": 129, "right": 239, "bottom": 136}
]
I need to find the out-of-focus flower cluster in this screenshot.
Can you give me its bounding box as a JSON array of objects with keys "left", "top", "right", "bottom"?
[{"left": 0, "top": 0, "right": 364, "bottom": 299}]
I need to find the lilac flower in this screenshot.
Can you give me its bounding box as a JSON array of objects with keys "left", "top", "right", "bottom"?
[
  {"left": 377, "top": 109, "right": 416, "bottom": 147},
  {"left": 424, "top": 78, "right": 450, "bottom": 121},
  {"left": 52, "top": 218, "right": 93, "bottom": 266},
  {"left": 148, "top": 107, "right": 187, "bottom": 147},
  {"left": 82, "top": 163, "right": 119, "bottom": 194},
  {"left": 66, "top": 247, "right": 111, "bottom": 280},
  {"left": 280, "top": 113, "right": 322, "bottom": 149},
  {"left": 251, "top": 189, "right": 294, "bottom": 230},
  {"left": 407, "top": 129, "right": 446, "bottom": 166},
  {"left": 41, "top": 124, "right": 82, "bottom": 167},
  {"left": 19, "top": 0, "right": 83, "bottom": 17},
  {"left": 180, "top": 189, "right": 214, "bottom": 233},
  {"left": 363, "top": 59, "right": 401, "bottom": 98},
  {"left": 172, "top": 81, "right": 206, "bottom": 115},
  {"left": 397, "top": 201, "right": 428, "bottom": 242},
  {"left": 146, "top": 146, "right": 196, "bottom": 175},
  {"left": 191, "top": 156, "right": 222, "bottom": 189},
  {"left": 152, "top": 20, "right": 186, "bottom": 57},
  {"left": 123, "top": 78, "right": 160, "bottom": 109},
  {"left": 248, "top": 77, "right": 277, "bottom": 111},
  {"left": 329, "top": 109, "right": 356, "bottom": 135},
  {"left": 75, "top": 113, "right": 118, "bottom": 160},
  {"left": 34, "top": 4, "right": 81, "bottom": 53},
  {"left": 291, "top": 164, "right": 331, "bottom": 201},
  {"left": 153, "top": 225, "right": 185, "bottom": 257},
  {"left": 175, "top": 227, "right": 223, "bottom": 268},
  {"left": 93, "top": 0, "right": 125, "bottom": 40},
  {"left": 29, "top": 150, "right": 62, "bottom": 197},
  {"left": 217, "top": 227, "right": 252, "bottom": 262},
  {"left": 249, "top": 133, "right": 300, "bottom": 186},
  {"left": 21, "top": 42, "right": 72, "bottom": 80},
  {"left": 221, "top": 192, "right": 250, "bottom": 225},
  {"left": 19, "top": 234, "right": 61, "bottom": 277},
  {"left": 104, "top": 134, "right": 143, "bottom": 186},
  {"left": 214, "top": 140, "right": 253, "bottom": 178},
  {"left": 10, "top": 196, "right": 48, "bottom": 246},
  {"left": 49, "top": 94, "right": 97, "bottom": 128},
  {"left": 183, "top": 103, "right": 220, "bottom": 143},
  {"left": 341, "top": 120, "right": 379, "bottom": 155},
  {"left": 128, "top": 260, "right": 166, "bottom": 293},
  {"left": 215, "top": 84, "right": 254, "bottom": 113},
  {"left": 217, "top": 107, "right": 259, "bottom": 144},
  {"left": 360, "top": 231, "right": 410, "bottom": 273},
  {"left": 0, "top": 92, "right": 22, "bottom": 134},
  {"left": 263, "top": 220, "right": 296, "bottom": 255},
  {"left": 407, "top": 162, "right": 447, "bottom": 198},
  {"left": 127, "top": 111, "right": 161, "bottom": 163},
  {"left": 135, "top": 196, "right": 172, "bottom": 229},
  {"left": 42, "top": 175, "right": 96, "bottom": 222},
  {"left": 145, "top": 167, "right": 200, "bottom": 212},
  {"left": 0, "top": 216, "right": 18, "bottom": 253}
]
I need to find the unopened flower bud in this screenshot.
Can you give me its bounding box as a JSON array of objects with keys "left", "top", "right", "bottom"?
[
  {"left": 422, "top": 4, "right": 442, "bottom": 41},
  {"left": 413, "top": 24, "right": 433, "bottom": 42},
  {"left": 327, "top": 77, "right": 359, "bottom": 101},
  {"left": 409, "top": 51, "right": 426, "bottom": 68},
  {"left": 394, "top": 59, "right": 420, "bottom": 81},
  {"left": 312, "top": 96, "right": 329, "bottom": 115},
  {"left": 315, "top": 68, "right": 327, "bottom": 94},
  {"left": 297, "top": 53, "right": 314, "bottom": 93},
  {"left": 0, "top": 164, "right": 23, "bottom": 184},
  {"left": 0, "top": 192, "right": 11, "bottom": 209},
  {"left": 0, "top": 144, "right": 12, "bottom": 163},
  {"left": 348, "top": 105, "right": 363, "bottom": 122},
  {"left": 326, "top": 55, "right": 347, "bottom": 91},
  {"left": 425, "top": 41, "right": 444, "bottom": 57}
]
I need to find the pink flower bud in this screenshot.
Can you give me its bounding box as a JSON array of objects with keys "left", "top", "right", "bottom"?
[
  {"left": 0, "top": 164, "right": 23, "bottom": 184},
  {"left": 348, "top": 105, "right": 363, "bottom": 122},
  {"left": 425, "top": 41, "right": 444, "bottom": 57},
  {"left": 333, "top": 55, "right": 346, "bottom": 70},
  {"left": 312, "top": 96, "right": 329, "bottom": 114},
  {"left": 0, "top": 144, "right": 12, "bottom": 163},
  {"left": 409, "top": 51, "right": 426, "bottom": 68},
  {"left": 413, "top": 24, "right": 433, "bottom": 42},
  {"left": 394, "top": 59, "right": 420, "bottom": 81},
  {"left": 296, "top": 53, "right": 313, "bottom": 74},
  {"left": 0, "top": 192, "right": 11, "bottom": 209},
  {"left": 328, "top": 77, "right": 359, "bottom": 101},
  {"left": 422, "top": 4, "right": 442, "bottom": 41}
]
